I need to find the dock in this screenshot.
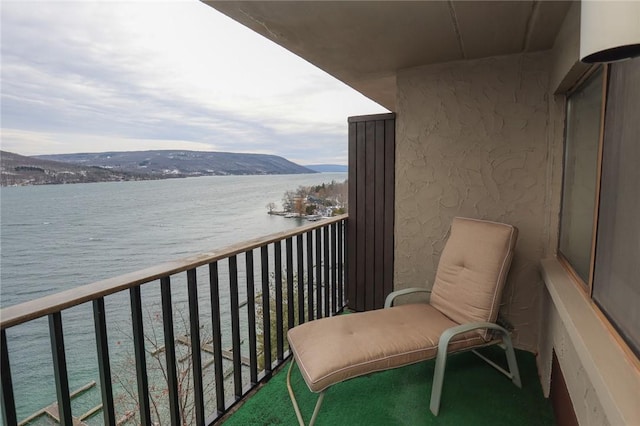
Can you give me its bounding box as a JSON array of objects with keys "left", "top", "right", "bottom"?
[
  {"left": 19, "top": 381, "right": 100, "bottom": 426},
  {"left": 175, "top": 335, "right": 252, "bottom": 366}
]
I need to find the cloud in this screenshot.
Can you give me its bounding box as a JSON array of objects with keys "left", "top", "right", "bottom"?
[
  {"left": 0, "top": 1, "right": 387, "bottom": 164},
  {"left": 0, "top": 128, "right": 219, "bottom": 155}
]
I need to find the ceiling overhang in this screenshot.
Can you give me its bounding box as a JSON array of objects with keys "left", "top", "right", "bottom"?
[{"left": 204, "top": 1, "right": 573, "bottom": 110}]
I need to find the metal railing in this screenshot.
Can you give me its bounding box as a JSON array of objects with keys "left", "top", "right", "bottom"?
[{"left": 0, "top": 214, "right": 347, "bottom": 425}]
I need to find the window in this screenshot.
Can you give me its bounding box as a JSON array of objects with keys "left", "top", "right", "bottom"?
[
  {"left": 558, "top": 58, "right": 640, "bottom": 357},
  {"left": 558, "top": 69, "right": 603, "bottom": 283}
]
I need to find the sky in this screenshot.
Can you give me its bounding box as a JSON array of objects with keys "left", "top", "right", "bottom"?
[{"left": 0, "top": 0, "right": 387, "bottom": 165}]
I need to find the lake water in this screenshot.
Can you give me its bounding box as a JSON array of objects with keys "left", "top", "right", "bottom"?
[{"left": 0, "top": 173, "right": 346, "bottom": 423}]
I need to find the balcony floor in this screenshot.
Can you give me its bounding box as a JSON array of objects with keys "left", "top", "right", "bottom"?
[{"left": 224, "top": 347, "right": 554, "bottom": 425}]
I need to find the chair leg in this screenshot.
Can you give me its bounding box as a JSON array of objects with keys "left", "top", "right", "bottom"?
[
  {"left": 502, "top": 333, "right": 522, "bottom": 388},
  {"left": 309, "top": 392, "right": 326, "bottom": 426},
  {"left": 287, "top": 359, "right": 326, "bottom": 426},
  {"left": 429, "top": 347, "right": 448, "bottom": 416},
  {"left": 429, "top": 322, "right": 522, "bottom": 416},
  {"left": 471, "top": 335, "right": 521, "bottom": 389}
]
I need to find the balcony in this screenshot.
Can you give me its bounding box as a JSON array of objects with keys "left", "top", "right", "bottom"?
[{"left": 0, "top": 213, "right": 559, "bottom": 425}]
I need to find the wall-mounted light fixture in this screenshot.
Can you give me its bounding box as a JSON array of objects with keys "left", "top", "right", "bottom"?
[{"left": 580, "top": 0, "right": 640, "bottom": 63}]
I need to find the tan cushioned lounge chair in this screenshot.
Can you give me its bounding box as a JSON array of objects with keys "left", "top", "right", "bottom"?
[{"left": 286, "top": 217, "right": 522, "bottom": 425}]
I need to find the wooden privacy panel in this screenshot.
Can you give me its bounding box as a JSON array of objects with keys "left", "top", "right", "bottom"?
[{"left": 347, "top": 113, "right": 395, "bottom": 311}]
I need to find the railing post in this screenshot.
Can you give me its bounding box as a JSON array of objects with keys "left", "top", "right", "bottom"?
[
  {"left": 160, "top": 276, "right": 180, "bottom": 425},
  {"left": 344, "top": 219, "right": 351, "bottom": 308},
  {"left": 229, "top": 255, "right": 243, "bottom": 399},
  {"left": 1, "top": 330, "right": 17, "bottom": 426},
  {"left": 274, "top": 241, "right": 284, "bottom": 362},
  {"left": 187, "top": 268, "right": 205, "bottom": 425},
  {"left": 246, "top": 251, "right": 258, "bottom": 385},
  {"left": 324, "top": 225, "right": 330, "bottom": 317},
  {"left": 209, "top": 261, "right": 226, "bottom": 415},
  {"left": 296, "top": 235, "right": 305, "bottom": 325},
  {"left": 338, "top": 220, "right": 344, "bottom": 309},
  {"left": 260, "top": 246, "right": 272, "bottom": 376},
  {"left": 315, "top": 228, "right": 322, "bottom": 318},
  {"left": 130, "top": 286, "right": 151, "bottom": 425},
  {"left": 49, "top": 312, "right": 73, "bottom": 426},
  {"left": 331, "top": 223, "right": 338, "bottom": 315},
  {"left": 286, "top": 238, "right": 295, "bottom": 331},
  {"left": 93, "top": 298, "right": 116, "bottom": 426},
  {"left": 306, "top": 231, "right": 314, "bottom": 321}
]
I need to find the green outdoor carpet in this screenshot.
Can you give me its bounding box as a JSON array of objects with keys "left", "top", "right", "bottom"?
[{"left": 223, "top": 347, "right": 554, "bottom": 425}]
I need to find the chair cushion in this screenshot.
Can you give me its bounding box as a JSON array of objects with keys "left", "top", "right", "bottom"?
[
  {"left": 429, "top": 217, "right": 517, "bottom": 340},
  {"left": 287, "top": 304, "right": 485, "bottom": 392}
]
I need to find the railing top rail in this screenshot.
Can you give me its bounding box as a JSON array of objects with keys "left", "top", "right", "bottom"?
[{"left": 0, "top": 214, "right": 347, "bottom": 330}]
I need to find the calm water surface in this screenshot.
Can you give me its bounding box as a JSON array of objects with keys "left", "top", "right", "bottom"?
[{"left": 0, "top": 173, "right": 346, "bottom": 423}]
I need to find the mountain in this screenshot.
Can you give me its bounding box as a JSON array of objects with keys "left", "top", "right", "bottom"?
[
  {"left": 36, "top": 150, "right": 316, "bottom": 177},
  {"left": 1, "top": 151, "right": 151, "bottom": 186},
  {"left": 305, "top": 164, "right": 348, "bottom": 173},
  {"left": 1, "top": 150, "right": 316, "bottom": 186}
]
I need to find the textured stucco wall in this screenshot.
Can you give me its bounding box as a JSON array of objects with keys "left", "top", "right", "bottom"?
[{"left": 394, "top": 52, "right": 551, "bottom": 351}]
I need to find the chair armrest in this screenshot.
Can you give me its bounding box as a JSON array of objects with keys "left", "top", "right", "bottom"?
[{"left": 384, "top": 288, "right": 431, "bottom": 308}]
